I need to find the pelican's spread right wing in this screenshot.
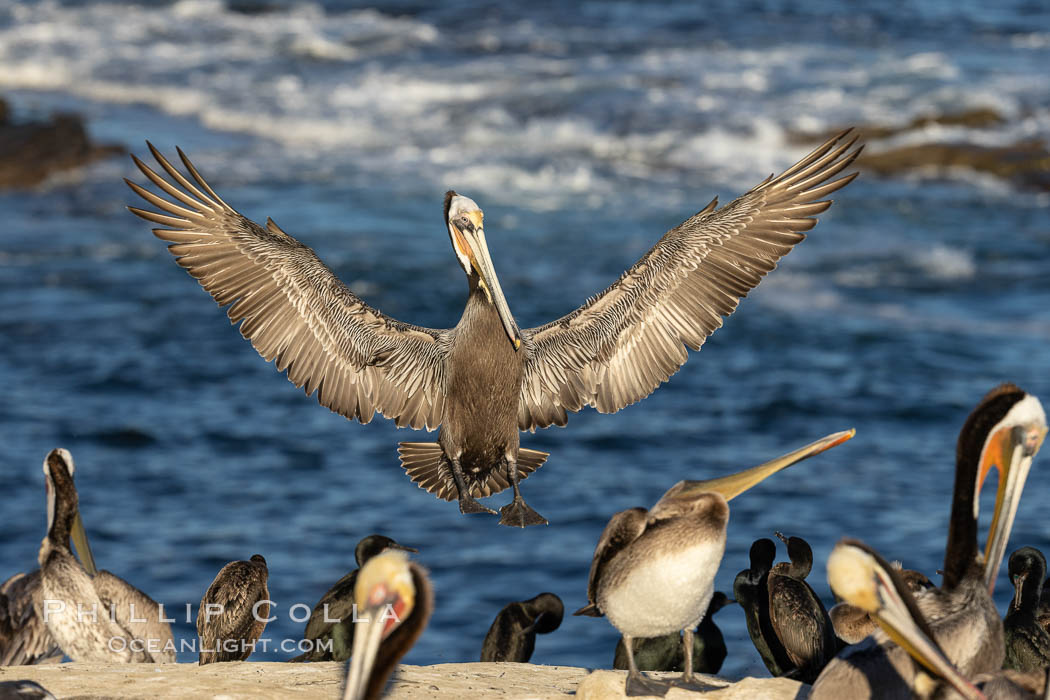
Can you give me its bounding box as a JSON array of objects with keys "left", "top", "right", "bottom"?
[
  {"left": 519, "top": 131, "right": 861, "bottom": 431},
  {"left": 127, "top": 145, "right": 448, "bottom": 430}
]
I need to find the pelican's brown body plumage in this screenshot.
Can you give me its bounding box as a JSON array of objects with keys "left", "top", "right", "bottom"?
[
  {"left": 197, "top": 555, "right": 270, "bottom": 665},
  {"left": 829, "top": 565, "right": 932, "bottom": 644},
  {"left": 2, "top": 449, "right": 95, "bottom": 667},
  {"left": 37, "top": 450, "right": 175, "bottom": 663},
  {"left": 828, "top": 538, "right": 1050, "bottom": 700},
  {"left": 576, "top": 430, "right": 854, "bottom": 696},
  {"left": 127, "top": 132, "right": 860, "bottom": 526},
  {"left": 812, "top": 384, "right": 1047, "bottom": 699},
  {"left": 0, "top": 572, "right": 61, "bottom": 666}
]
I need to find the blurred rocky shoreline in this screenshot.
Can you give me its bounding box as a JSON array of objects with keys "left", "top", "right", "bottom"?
[
  {"left": 792, "top": 107, "right": 1050, "bottom": 192},
  {"left": 0, "top": 95, "right": 123, "bottom": 189},
  {"left": 1, "top": 94, "right": 1046, "bottom": 192}
]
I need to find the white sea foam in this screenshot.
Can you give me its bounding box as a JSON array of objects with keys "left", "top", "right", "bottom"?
[
  {"left": 757, "top": 271, "right": 1050, "bottom": 341},
  {"left": 0, "top": 0, "right": 1046, "bottom": 205},
  {"left": 914, "top": 245, "right": 976, "bottom": 281}
]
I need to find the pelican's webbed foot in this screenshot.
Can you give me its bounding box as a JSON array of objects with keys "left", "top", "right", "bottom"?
[
  {"left": 671, "top": 675, "right": 708, "bottom": 692},
  {"left": 498, "top": 457, "right": 548, "bottom": 527},
  {"left": 625, "top": 672, "right": 671, "bottom": 697},
  {"left": 498, "top": 497, "right": 548, "bottom": 527},
  {"left": 449, "top": 456, "right": 497, "bottom": 516},
  {"left": 459, "top": 497, "right": 497, "bottom": 516}
]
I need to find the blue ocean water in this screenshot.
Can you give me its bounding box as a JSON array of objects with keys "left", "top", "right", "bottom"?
[{"left": 1, "top": 0, "right": 1049, "bottom": 680}]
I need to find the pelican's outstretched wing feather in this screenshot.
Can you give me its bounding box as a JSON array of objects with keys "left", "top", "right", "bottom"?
[
  {"left": 518, "top": 130, "right": 861, "bottom": 431},
  {"left": 127, "top": 145, "right": 448, "bottom": 430}
]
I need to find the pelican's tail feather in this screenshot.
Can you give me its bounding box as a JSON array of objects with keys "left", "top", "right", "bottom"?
[{"left": 397, "top": 443, "right": 549, "bottom": 500}]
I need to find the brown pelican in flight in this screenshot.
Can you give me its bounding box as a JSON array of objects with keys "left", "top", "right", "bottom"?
[{"left": 127, "top": 131, "right": 860, "bottom": 526}]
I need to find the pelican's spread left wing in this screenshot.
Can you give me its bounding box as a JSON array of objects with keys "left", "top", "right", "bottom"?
[
  {"left": 518, "top": 130, "right": 861, "bottom": 431},
  {"left": 127, "top": 145, "right": 448, "bottom": 430}
]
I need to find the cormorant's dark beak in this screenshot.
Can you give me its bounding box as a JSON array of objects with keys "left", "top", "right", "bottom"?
[
  {"left": 827, "top": 540, "right": 985, "bottom": 700},
  {"left": 449, "top": 212, "right": 522, "bottom": 351},
  {"left": 660, "top": 429, "right": 855, "bottom": 501},
  {"left": 980, "top": 421, "right": 1046, "bottom": 594},
  {"left": 1012, "top": 570, "right": 1028, "bottom": 611}
]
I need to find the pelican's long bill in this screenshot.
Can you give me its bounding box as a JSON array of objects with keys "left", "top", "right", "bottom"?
[
  {"left": 447, "top": 204, "right": 522, "bottom": 351},
  {"left": 827, "top": 539, "right": 986, "bottom": 700},
  {"left": 343, "top": 550, "right": 416, "bottom": 700},
  {"left": 343, "top": 602, "right": 388, "bottom": 700},
  {"left": 659, "top": 428, "right": 855, "bottom": 502},
  {"left": 978, "top": 395, "right": 1047, "bottom": 594},
  {"left": 71, "top": 511, "right": 98, "bottom": 577},
  {"left": 44, "top": 448, "right": 98, "bottom": 577}
]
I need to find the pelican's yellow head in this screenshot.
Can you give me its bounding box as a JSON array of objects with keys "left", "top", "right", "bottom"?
[
  {"left": 827, "top": 542, "right": 880, "bottom": 614},
  {"left": 345, "top": 549, "right": 421, "bottom": 700},
  {"left": 354, "top": 549, "right": 416, "bottom": 639}
]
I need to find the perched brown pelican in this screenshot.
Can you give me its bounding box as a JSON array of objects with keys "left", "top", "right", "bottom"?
[
  {"left": 734, "top": 537, "right": 795, "bottom": 676},
  {"left": 829, "top": 563, "right": 932, "bottom": 644},
  {"left": 0, "top": 680, "right": 56, "bottom": 700},
  {"left": 480, "top": 592, "right": 563, "bottom": 663},
  {"left": 2, "top": 450, "right": 96, "bottom": 667},
  {"left": 293, "top": 535, "right": 417, "bottom": 662},
  {"left": 766, "top": 531, "right": 840, "bottom": 683},
  {"left": 827, "top": 538, "right": 1050, "bottom": 700},
  {"left": 343, "top": 550, "right": 433, "bottom": 700},
  {"left": 197, "top": 554, "right": 270, "bottom": 665},
  {"left": 574, "top": 429, "right": 853, "bottom": 696},
  {"left": 1004, "top": 547, "right": 1050, "bottom": 672},
  {"left": 126, "top": 132, "right": 860, "bottom": 526},
  {"left": 811, "top": 384, "right": 1047, "bottom": 699},
  {"left": 613, "top": 591, "right": 734, "bottom": 675},
  {"left": 37, "top": 450, "right": 174, "bottom": 663}
]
